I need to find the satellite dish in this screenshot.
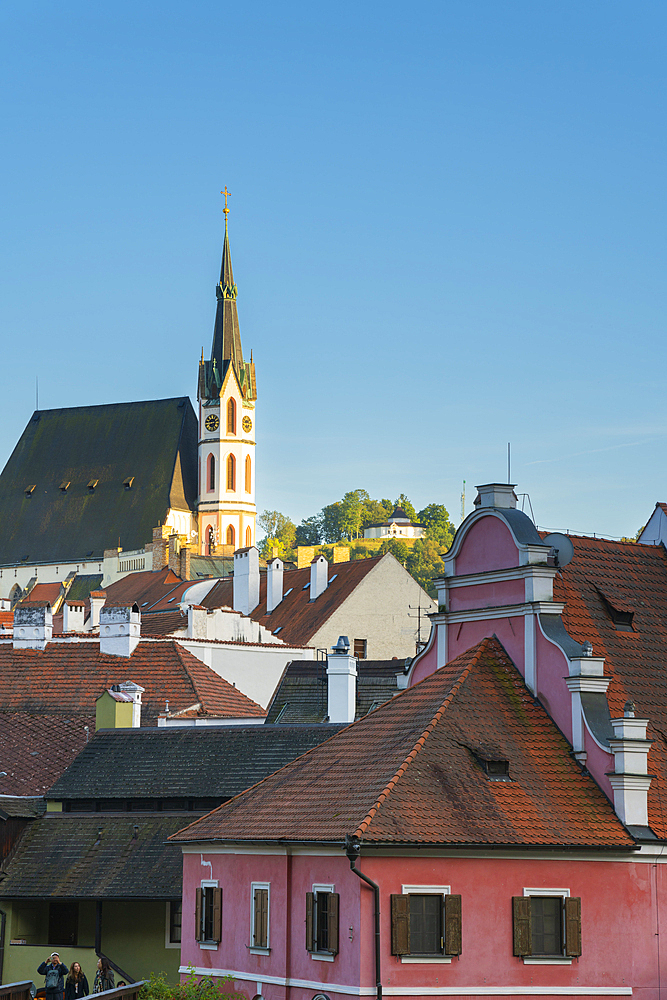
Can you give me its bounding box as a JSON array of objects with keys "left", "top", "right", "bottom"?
[{"left": 542, "top": 532, "right": 574, "bottom": 569}]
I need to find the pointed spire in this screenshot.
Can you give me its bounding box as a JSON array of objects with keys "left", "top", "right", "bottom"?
[{"left": 210, "top": 189, "right": 243, "bottom": 388}]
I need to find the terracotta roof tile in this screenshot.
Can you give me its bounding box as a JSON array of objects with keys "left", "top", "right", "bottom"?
[
  {"left": 172, "top": 637, "right": 632, "bottom": 849},
  {"left": 19, "top": 582, "right": 62, "bottom": 606},
  {"left": 202, "top": 557, "right": 382, "bottom": 646},
  {"left": 552, "top": 534, "right": 667, "bottom": 838},
  {"left": 0, "top": 712, "right": 93, "bottom": 795}
]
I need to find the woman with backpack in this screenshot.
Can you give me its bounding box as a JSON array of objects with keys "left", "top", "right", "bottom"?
[
  {"left": 38, "top": 953, "right": 69, "bottom": 1000},
  {"left": 65, "top": 962, "right": 89, "bottom": 1000},
  {"left": 92, "top": 958, "right": 114, "bottom": 994}
]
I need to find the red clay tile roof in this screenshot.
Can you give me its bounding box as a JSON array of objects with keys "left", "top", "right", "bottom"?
[
  {"left": 19, "top": 582, "right": 62, "bottom": 606},
  {"left": 0, "top": 640, "right": 264, "bottom": 724},
  {"left": 0, "top": 611, "right": 13, "bottom": 630},
  {"left": 201, "top": 557, "right": 382, "bottom": 646},
  {"left": 102, "top": 567, "right": 185, "bottom": 610},
  {"left": 140, "top": 610, "right": 187, "bottom": 637},
  {"left": 172, "top": 637, "right": 632, "bottom": 849},
  {"left": 0, "top": 712, "right": 93, "bottom": 795},
  {"left": 553, "top": 534, "right": 667, "bottom": 838}
]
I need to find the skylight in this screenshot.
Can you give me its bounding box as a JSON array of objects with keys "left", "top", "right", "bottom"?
[
  {"left": 303, "top": 582, "right": 310, "bottom": 590},
  {"left": 329, "top": 574, "right": 338, "bottom": 583},
  {"left": 273, "top": 626, "right": 283, "bottom": 634},
  {"left": 284, "top": 588, "right": 293, "bottom": 597}
]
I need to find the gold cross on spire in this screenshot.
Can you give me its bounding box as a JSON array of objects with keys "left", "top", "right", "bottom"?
[{"left": 221, "top": 185, "right": 231, "bottom": 218}]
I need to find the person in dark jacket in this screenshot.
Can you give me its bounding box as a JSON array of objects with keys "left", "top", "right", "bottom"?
[
  {"left": 92, "top": 958, "right": 114, "bottom": 994},
  {"left": 38, "top": 953, "right": 69, "bottom": 1000},
  {"left": 65, "top": 962, "right": 89, "bottom": 1000}
]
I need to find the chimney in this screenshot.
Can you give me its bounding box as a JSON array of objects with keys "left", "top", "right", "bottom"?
[
  {"left": 168, "top": 532, "right": 182, "bottom": 574},
  {"left": 63, "top": 600, "right": 86, "bottom": 633},
  {"left": 99, "top": 603, "right": 141, "bottom": 658},
  {"left": 310, "top": 555, "right": 329, "bottom": 600},
  {"left": 13, "top": 604, "right": 52, "bottom": 650},
  {"left": 474, "top": 483, "right": 518, "bottom": 509},
  {"left": 332, "top": 546, "right": 350, "bottom": 564},
  {"left": 267, "top": 557, "right": 284, "bottom": 613},
  {"left": 233, "top": 546, "right": 260, "bottom": 616},
  {"left": 327, "top": 636, "right": 357, "bottom": 724},
  {"left": 152, "top": 525, "right": 170, "bottom": 571},
  {"left": 95, "top": 681, "right": 144, "bottom": 730},
  {"left": 187, "top": 604, "right": 208, "bottom": 638},
  {"left": 296, "top": 546, "right": 315, "bottom": 570},
  {"left": 607, "top": 700, "right": 653, "bottom": 828},
  {"left": 180, "top": 544, "right": 191, "bottom": 581},
  {"left": 89, "top": 591, "right": 107, "bottom": 629}
]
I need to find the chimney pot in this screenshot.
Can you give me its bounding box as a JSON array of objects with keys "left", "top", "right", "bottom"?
[
  {"left": 267, "top": 557, "right": 284, "bottom": 614},
  {"left": 310, "top": 555, "right": 329, "bottom": 600},
  {"left": 326, "top": 642, "right": 357, "bottom": 724},
  {"left": 233, "top": 546, "right": 260, "bottom": 616}
]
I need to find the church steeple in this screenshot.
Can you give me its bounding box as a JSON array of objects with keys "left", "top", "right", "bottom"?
[{"left": 199, "top": 189, "right": 256, "bottom": 403}]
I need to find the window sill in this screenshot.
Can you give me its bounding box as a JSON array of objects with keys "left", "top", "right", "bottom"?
[
  {"left": 310, "top": 953, "right": 335, "bottom": 963},
  {"left": 248, "top": 947, "right": 271, "bottom": 956},
  {"left": 400, "top": 956, "right": 452, "bottom": 964},
  {"left": 199, "top": 942, "right": 219, "bottom": 951},
  {"left": 523, "top": 957, "right": 573, "bottom": 965}
]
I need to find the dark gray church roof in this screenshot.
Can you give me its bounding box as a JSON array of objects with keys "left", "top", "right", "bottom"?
[
  {"left": 0, "top": 397, "right": 197, "bottom": 566},
  {"left": 265, "top": 660, "right": 405, "bottom": 724}
]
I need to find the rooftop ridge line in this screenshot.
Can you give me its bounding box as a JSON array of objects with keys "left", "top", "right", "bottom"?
[{"left": 353, "top": 639, "right": 488, "bottom": 838}]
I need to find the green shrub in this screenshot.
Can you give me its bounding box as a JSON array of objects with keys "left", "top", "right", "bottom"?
[{"left": 139, "top": 968, "right": 246, "bottom": 1000}]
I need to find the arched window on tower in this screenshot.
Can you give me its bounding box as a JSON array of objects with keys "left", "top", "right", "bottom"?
[
  {"left": 227, "top": 524, "right": 235, "bottom": 547},
  {"left": 246, "top": 525, "right": 252, "bottom": 547},
  {"left": 227, "top": 454, "right": 236, "bottom": 491},
  {"left": 245, "top": 455, "right": 251, "bottom": 494},
  {"left": 227, "top": 398, "right": 236, "bottom": 435},
  {"left": 207, "top": 525, "right": 216, "bottom": 556},
  {"left": 207, "top": 454, "right": 215, "bottom": 493}
]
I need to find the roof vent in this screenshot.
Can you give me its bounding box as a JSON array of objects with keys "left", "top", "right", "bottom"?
[
  {"left": 581, "top": 640, "right": 593, "bottom": 657},
  {"left": 123, "top": 477, "right": 134, "bottom": 490},
  {"left": 332, "top": 635, "right": 350, "bottom": 655},
  {"left": 87, "top": 479, "right": 99, "bottom": 492},
  {"left": 24, "top": 485, "right": 35, "bottom": 497},
  {"left": 59, "top": 481, "right": 70, "bottom": 493}
]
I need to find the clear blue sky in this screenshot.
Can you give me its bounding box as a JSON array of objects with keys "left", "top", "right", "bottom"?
[{"left": 1, "top": 1, "right": 666, "bottom": 538}]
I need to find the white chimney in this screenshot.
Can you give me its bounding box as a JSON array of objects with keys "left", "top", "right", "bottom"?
[
  {"left": 187, "top": 604, "right": 208, "bottom": 638},
  {"left": 89, "top": 590, "right": 107, "bottom": 630},
  {"left": 99, "top": 604, "right": 141, "bottom": 658},
  {"left": 63, "top": 601, "right": 86, "bottom": 633},
  {"left": 327, "top": 635, "right": 357, "bottom": 724},
  {"left": 117, "top": 680, "right": 145, "bottom": 727},
  {"left": 267, "top": 557, "right": 284, "bottom": 613},
  {"left": 233, "top": 546, "right": 260, "bottom": 616},
  {"left": 310, "top": 555, "right": 329, "bottom": 600},
  {"left": 13, "top": 605, "right": 52, "bottom": 650},
  {"left": 474, "top": 483, "right": 518, "bottom": 509},
  {"left": 608, "top": 701, "right": 653, "bottom": 828}
]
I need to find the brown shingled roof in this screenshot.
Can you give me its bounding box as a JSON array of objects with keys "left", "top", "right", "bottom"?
[
  {"left": 171, "top": 637, "right": 632, "bottom": 849},
  {"left": 0, "top": 712, "right": 93, "bottom": 795},
  {"left": 201, "top": 556, "right": 383, "bottom": 645},
  {"left": 553, "top": 534, "right": 667, "bottom": 838}
]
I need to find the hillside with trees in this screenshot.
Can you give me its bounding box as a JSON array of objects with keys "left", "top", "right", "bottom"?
[{"left": 256, "top": 490, "right": 455, "bottom": 596}]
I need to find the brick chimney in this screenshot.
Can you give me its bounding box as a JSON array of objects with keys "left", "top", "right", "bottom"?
[
  {"left": 152, "top": 525, "right": 170, "bottom": 571},
  {"left": 89, "top": 591, "right": 107, "bottom": 630},
  {"left": 267, "top": 557, "right": 284, "bottom": 613},
  {"left": 607, "top": 700, "right": 653, "bottom": 828},
  {"left": 327, "top": 635, "right": 357, "bottom": 724},
  {"left": 233, "top": 546, "right": 260, "bottom": 616},
  {"left": 63, "top": 600, "right": 86, "bottom": 633},
  {"left": 99, "top": 603, "right": 141, "bottom": 658},
  {"left": 13, "top": 604, "right": 52, "bottom": 650},
  {"left": 310, "top": 555, "right": 329, "bottom": 600}
]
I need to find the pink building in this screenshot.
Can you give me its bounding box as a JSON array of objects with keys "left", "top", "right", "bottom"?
[{"left": 171, "top": 482, "right": 667, "bottom": 1000}]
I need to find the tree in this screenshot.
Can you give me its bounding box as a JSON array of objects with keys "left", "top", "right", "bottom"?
[
  {"left": 361, "top": 499, "right": 390, "bottom": 530},
  {"left": 295, "top": 515, "right": 322, "bottom": 545},
  {"left": 406, "top": 537, "right": 445, "bottom": 597},
  {"left": 257, "top": 510, "right": 296, "bottom": 557},
  {"left": 339, "top": 489, "right": 370, "bottom": 540},
  {"left": 418, "top": 503, "right": 455, "bottom": 550},
  {"left": 320, "top": 502, "right": 343, "bottom": 543},
  {"left": 378, "top": 538, "right": 409, "bottom": 565},
  {"left": 394, "top": 493, "right": 417, "bottom": 522}
]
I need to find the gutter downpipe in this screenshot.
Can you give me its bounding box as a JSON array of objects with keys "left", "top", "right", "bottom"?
[{"left": 345, "top": 834, "right": 382, "bottom": 1000}]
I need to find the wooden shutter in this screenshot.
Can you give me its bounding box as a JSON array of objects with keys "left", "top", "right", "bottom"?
[
  {"left": 512, "top": 896, "right": 532, "bottom": 956},
  {"left": 306, "top": 892, "right": 315, "bottom": 952},
  {"left": 564, "top": 897, "right": 582, "bottom": 957},
  {"left": 212, "top": 887, "right": 222, "bottom": 943},
  {"left": 444, "top": 894, "right": 462, "bottom": 955},
  {"left": 327, "top": 893, "right": 340, "bottom": 955},
  {"left": 254, "top": 889, "right": 268, "bottom": 948},
  {"left": 391, "top": 894, "right": 410, "bottom": 956},
  {"left": 195, "top": 888, "right": 203, "bottom": 942}
]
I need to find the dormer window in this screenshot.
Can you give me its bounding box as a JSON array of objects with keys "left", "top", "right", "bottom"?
[
  {"left": 123, "top": 477, "right": 134, "bottom": 490},
  {"left": 24, "top": 485, "right": 36, "bottom": 497},
  {"left": 59, "top": 481, "right": 70, "bottom": 493},
  {"left": 483, "top": 759, "right": 510, "bottom": 779},
  {"left": 87, "top": 479, "right": 99, "bottom": 492},
  {"left": 596, "top": 588, "right": 635, "bottom": 632}
]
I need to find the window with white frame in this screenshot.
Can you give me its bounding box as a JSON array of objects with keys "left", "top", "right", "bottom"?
[
  {"left": 390, "top": 884, "right": 461, "bottom": 961},
  {"left": 251, "top": 882, "right": 270, "bottom": 952},
  {"left": 513, "top": 888, "right": 581, "bottom": 961},
  {"left": 306, "top": 884, "right": 339, "bottom": 957},
  {"left": 195, "top": 881, "right": 221, "bottom": 946},
  {"left": 165, "top": 900, "right": 182, "bottom": 947}
]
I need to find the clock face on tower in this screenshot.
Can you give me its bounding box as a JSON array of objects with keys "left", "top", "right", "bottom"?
[
  {"left": 242, "top": 416, "right": 252, "bottom": 433},
  {"left": 205, "top": 414, "right": 220, "bottom": 432}
]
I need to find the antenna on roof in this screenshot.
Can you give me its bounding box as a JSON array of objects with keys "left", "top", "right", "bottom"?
[
  {"left": 507, "top": 442, "right": 511, "bottom": 484},
  {"left": 35, "top": 376, "right": 38, "bottom": 412}
]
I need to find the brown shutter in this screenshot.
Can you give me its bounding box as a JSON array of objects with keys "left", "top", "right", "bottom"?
[
  {"left": 564, "top": 897, "right": 582, "bottom": 957},
  {"left": 327, "top": 893, "right": 340, "bottom": 955},
  {"left": 195, "top": 887, "right": 203, "bottom": 942},
  {"left": 306, "top": 892, "right": 315, "bottom": 952},
  {"left": 444, "top": 894, "right": 462, "bottom": 955},
  {"left": 212, "top": 887, "right": 222, "bottom": 943},
  {"left": 391, "top": 894, "right": 410, "bottom": 956},
  {"left": 253, "top": 888, "right": 268, "bottom": 948},
  {"left": 512, "top": 896, "right": 532, "bottom": 956}
]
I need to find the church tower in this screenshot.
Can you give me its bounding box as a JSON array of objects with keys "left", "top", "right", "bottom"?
[{"left": 197, "top": 191, "right": 257, "bottom": 556}]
